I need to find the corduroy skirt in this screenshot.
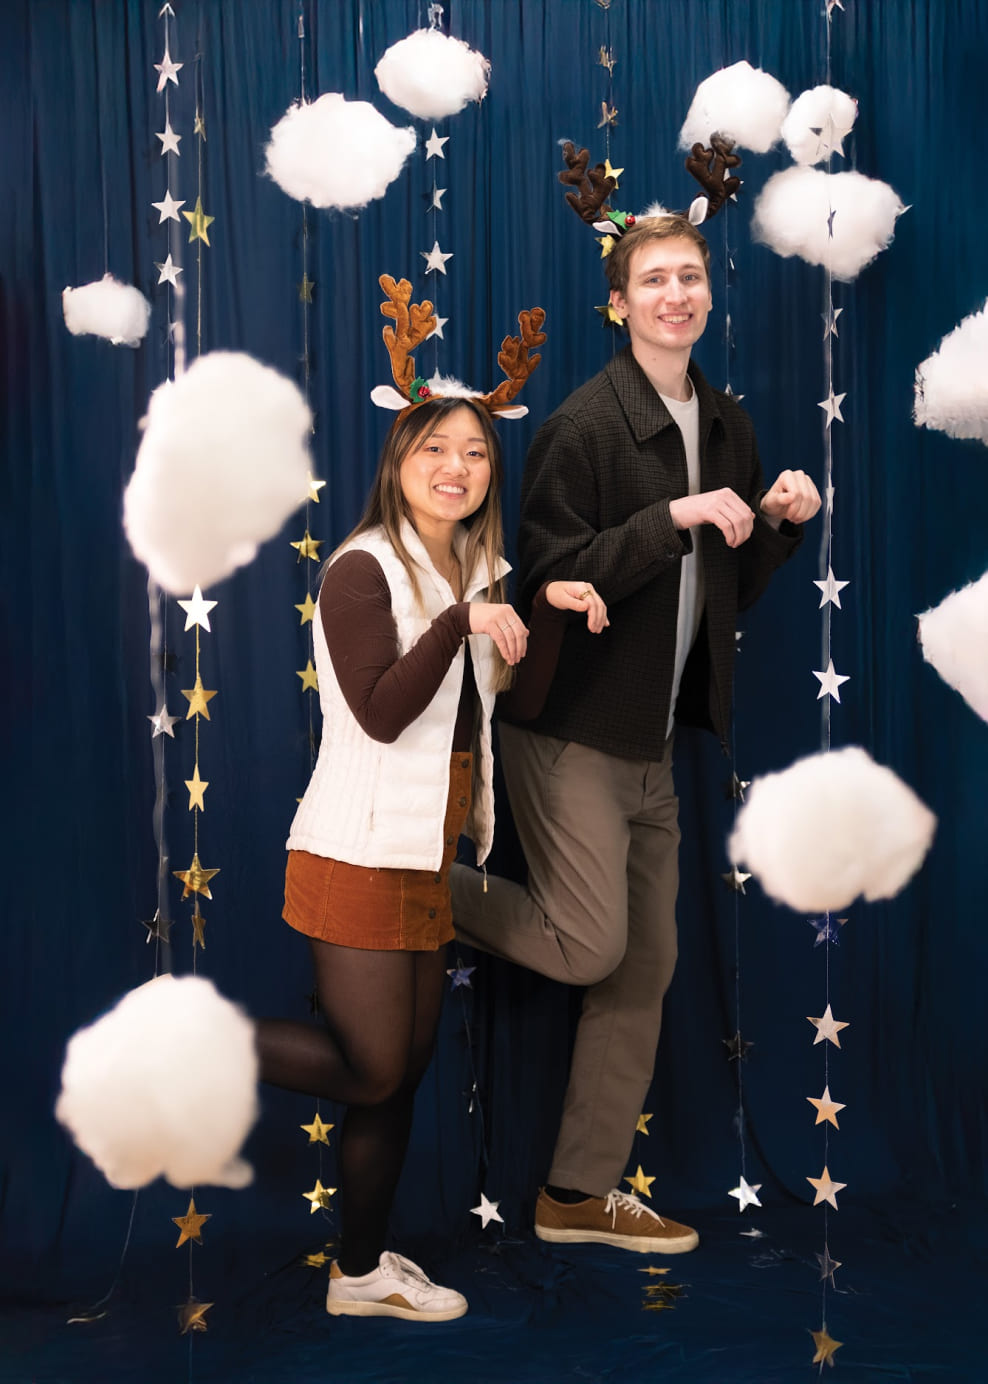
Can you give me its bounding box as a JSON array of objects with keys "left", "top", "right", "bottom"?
[{"left": 282, "top": 754, "right": 473, "bottom": 951}]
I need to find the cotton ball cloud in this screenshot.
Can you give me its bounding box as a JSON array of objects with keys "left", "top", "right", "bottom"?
[
  {"left": 679, "top": 60, "right": 790, "bottom": 154},
  {"left": 265, "top": 93, "right": 415, "bottom": 210},
  {"left": 914, "top": 301, "right": 988, "bottom": 444},
  {"left": 123, "top": 351, "right": 311, "bottom": 594},
  {"left": 782, "top": 85, "right": 858, "bottom": 165},
  {"left": 62, "top": 274, "right": 151, "bottom": 347},
  {"left": 728, "top": 747, "right": 936, "bottom": 912},
  {"left": 375, "top": 28, "right": 489, "bottom": 120},
  {"left": 55, "top": 975, "right": 258, "bottom": 1190},
  {"left": 751, "top": 167, "right": 906, "bottom": 281},
  {"left": 918, "top": 569, "right": 988, "bottom": 722}
]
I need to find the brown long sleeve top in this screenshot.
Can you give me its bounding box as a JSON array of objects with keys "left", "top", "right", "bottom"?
[{"left": 318, "top": 550, "right": 565, "bottom": 749}]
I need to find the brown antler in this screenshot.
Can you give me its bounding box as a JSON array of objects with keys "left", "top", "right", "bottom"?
[
  {"left": 480, "top": 309, "right": 547, "bottom": 411},
  {"left": 684, "top": 134, "right": 743, "bottom": 219},
  {"left": 558, "top": 141, "right": 616, "bottom": 226},
  {"left": 378, "top": 274, "right": 436, "bottom": 394}
]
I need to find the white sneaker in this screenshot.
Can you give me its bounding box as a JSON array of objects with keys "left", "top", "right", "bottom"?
[{"left": 325, "top": 1250, "right": 468, "bottom": 1322}]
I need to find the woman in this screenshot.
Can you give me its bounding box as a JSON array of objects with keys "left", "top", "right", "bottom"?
[{"left": 255, "top": 391, "right": 608, "bottom": 1323}]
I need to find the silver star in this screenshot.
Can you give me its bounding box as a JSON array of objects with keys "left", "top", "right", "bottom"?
[
  {"left": 177, "top": 586, "right": 218, "bottom": 632},
  {"left": 722, "top": 865, "right": 752, "bottom": 894},
  {"left": 427, "top": 315, "right": 449, "bottom": 341},
  {"left": 424, "top": 128, "right": 449, "bottom": 160},
  {"left": 156, "top": 121, "right": 182, "bottom": 156},
  {"left": 152, "top": 189, "right": 185, "bottom": 223},
  {"left": 812, "top": 659, "right": 850, "bottom": 703},
  {"left": 470, "top": 1193, "right": 504, "bottom": 1229},
  {"left": 422, "top": 240, "right": 453, "bottom": 275},
  {"left": 825, "top": 479, "right": 836, "bottom": 512},
  {"left": 822, "top": 306, "right": 843, "bottom": 339},
  {"left": 728, "top": 1177, "right": 763, "bottom": 1212},
  {"left": 816, "top": 1247, "right": 842, "bottom": 1283},
  {"left": 813, "top": 567, "right": 849, "bottom": 609},
  {"left": 155, "top": 253, "right": 183, "bottom": 287},
  {"left": 154, "top": 44, "right": 183, "bottom": 93},
  {"left": 148, "top": 705, "right": 180, "bottom": 738},
  {"left": 817, "top": 387, "right": 847, "bottom": 427},
  {"left": 807, "top": 1003, "right": 850, "bottom": 1047},
  {"left": 428, "top": 185, "right": 447, "bottom": 211}
]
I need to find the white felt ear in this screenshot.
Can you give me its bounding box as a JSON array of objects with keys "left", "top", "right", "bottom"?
[
  {"left": 370, "top": 384, "right": 410, "bottom": 410},
  {"left": 592, "top": 219, "right": 615, "bottom": 234},
  {"left": 688, "top": 195, "right": 709, "bottom": 225},
  {"left": 491, "top": 405, "right": 529, "bottom": 420}
]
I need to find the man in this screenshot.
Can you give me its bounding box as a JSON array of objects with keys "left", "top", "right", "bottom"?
[{"left": 451, "top": 215, "right": 820, "bottom": 1253}]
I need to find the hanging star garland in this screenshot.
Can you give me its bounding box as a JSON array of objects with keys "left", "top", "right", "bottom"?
[
  {"left": 172, "top": 1196, "right": 211, "bottom": 1247},
  {"left": 154, "top": 45, "right": 183, "bottom": 92},
  {"left": 807, "top": 1166, "right": 847, "bottom": 1209},
  {"left": 152, "top": 189, "right": 185, "bottom": 223},
  {"left": 598, "top": 102, "right": 618, "bottom": 129},
  {"left": 603, "top": 157, "right": 623, "bottom": 186},
  {"left": 155, "top": 254, "right": 183, "bottom": 287},
  {"left": 302, "top": 1179, "right": 336, "bottom": 1213},
  {"left": 296, "top": 659, "right": 318, "bottom": 692},
  {"left": 722, "top": 1031, "right": 754, "bottom": 1062},
  {"left": 446, "top": 965, "right": 475, "bottom": 990},
  {"left": 183, "top": 195, "right": 214, "bottom": 246},
  {"left": 636, "top": 1112, "right": 653, "bottom": 1135},
  {"left": 173, "top": 852, "right": 219, "bottom": 899},
  {"left": 148, "top": 705, "right": 180, "bottom": 738},
  {"left": 807, "top": 1086, "right": 846, "bottom": 1129},
  {"left": 810, "top": 1326, "right": 843, "bottom": 1366},
  {"left": 808, "top": 914, "right": 843, "bottom": 947},
  {"left": 156, "top": 121, "right": 181, "bottom": 156},
  {"left": 817, "top": 387, "right": 847, "bottom": 427},
  {"left": 426, "top": 185, "right": 447, "bottom": 211},
  {"left": 724, "top": 772, "right": 750, "bottom": 801},
  {"left": 424, "top": 128, "right": 449, "bottom": 160},
  {"left": 191, "top": 907, "right": 206, "bottom": 948},
  {"left": 595, "top": 302, "right": 624, "bottom": 325},
  {"left": 184, "top": 765, "right": 208, "bottom": 811},
  {"left": 822, "top": 306, "right": 843, "bottom": 339},
  {"left": 814, "top": 567, "right": 849, "bottom": 609},
  {"left": 177, "top": 1298, "right": 213, "bottom": 1334},
  {"left": 295, "top": 593, "right": 317, "bottom": 624},
  {"left": 728, "top": 1177, "right": 763, "bottom": 1212},
  {"left": 427, "top": 315, "right": 449, "bottom": 340},
  {"left": 291, "top": 531, "right": 322, "bottom": 562},
  {"left": 598, "top": 46, "right": 616, "bottom": 76},
  {"left": 808, "top": 1004, "right": 849, "bottom": 1047},
  {"left": 816, "top": 1247, "right": 842, "bottom": 1283},
  {"left": 300, "top": 1112, "right": 334, "bottom": 1144},
  {"left": 471, "top": 1193, "right": 504, "bottom": 1229},
  {"left": 181, "top": 673, "right": 218, "bottom": 720},
  {"left": 812, "top": 659, "right": 850, "bottom": 703},
  {"left": 177, "top": 586, "right": 217, "bottom": 632},
  {"left": 422, "top": 241, "right": 454, "bottom": 274},
  {"left": 194, "top": 111, "right": 207, "bottom": 140},
  {"left": 140, "top": 908, "right": 171, "bottom": 944},
  {"left": 624, "top": 1166, "right": 655, "bottom": 1199},
  {"left": 303, "top": 1250, "right": 330, "bottom": 1268},
  {"left": 305, "top": 474, "right": 325, "bottom": 503},
  {"left": 722, "top": 865, "right": 752, "bottom": 894}
]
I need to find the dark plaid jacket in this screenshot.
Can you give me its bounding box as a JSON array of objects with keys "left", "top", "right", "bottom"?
[{"left": 504, "top": 347, "right": 801, "bottom": 761}]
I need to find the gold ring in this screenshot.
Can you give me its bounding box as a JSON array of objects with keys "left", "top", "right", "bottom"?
[{"left": 579, "top": 588, "right": 593, "bottom": 599}]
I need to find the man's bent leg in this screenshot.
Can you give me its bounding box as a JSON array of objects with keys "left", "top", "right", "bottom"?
[{"left": 450, "top": 725, "right": 630, "bottom": 987}]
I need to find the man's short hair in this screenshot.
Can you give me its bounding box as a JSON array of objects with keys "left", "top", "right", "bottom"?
[{"left": 605, "top": 215, "right": 712, "bottom": 295}]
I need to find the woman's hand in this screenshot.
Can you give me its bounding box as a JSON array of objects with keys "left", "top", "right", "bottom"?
[
  {"left": 468, "top": 603, "right": 529, "bottom": 665},
  {"left": 545, "top": 581, "right": 610, "bottom": 634}
]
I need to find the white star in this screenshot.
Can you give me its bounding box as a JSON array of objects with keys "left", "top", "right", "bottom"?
[
  {"left": 156, "top": 121, "right": 182, "bottom": 156},
  {"left": 177, "top": 585, "right": 218, "bottom": 632},
  {"left": 154, "top": 44, "right": 183, "bottom": 93},
  {"left": 807, "top": 1165, "right": 847, "bottom": 1209},
  {"left": 817, "top": 388, "right": 847, "bottom": 427},
  {"left": 814, "top": 567, "right": 849, "bottom": 609},
  {"left": 148, "top": 705, "right": 180, "bottom": 738},
  {"left": 470, "top": 1193, "right": 504, "bottom": 1229},
  {"left": 422, "top": 240, "right": 453, "bottom": 275},
  {"left": 822, "top": 306, "right": 843, "bottom": 339},
  {"left": 424, "top": 128, "right": 449, "bottom": 160},
  {"left": 810, "top": 114, "right": 846, "bottom": 160},
  {"left": 807, "top": 1003, "right": 850, "bottom": 1048},
  {"left": 152, "top": 189, "right": 185, "bottom": 223},
  {"left": 427, "top": 315, "right": 449, "bottom": 341},
  {"left": 813, "top": 658, "right": 850, "bottom": 703},
  {"left": 728, "top": 1177, "right": 762, "bottom": 1212},
  {"left": 739, "top": 1227, "right": 765, "bottom": 1238},
  {"left": 722, "top": 865, "right": 752, "bottom": 894},
  {"left": 159, "top": 2, "right": 176, "bottom": 14},
  {"left": 155, "top": 253, "right": 183, "bottom": 286},
  {"left": 429, "top": 185, "right": 447, "bottom": 210},
  {"left": 825, "top": 480, "right": 836, "bottom": 512}
]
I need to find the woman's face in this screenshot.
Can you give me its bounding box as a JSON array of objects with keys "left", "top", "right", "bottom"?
[{"left": 398, "top": 405, "right": 492, "bottom": 537}]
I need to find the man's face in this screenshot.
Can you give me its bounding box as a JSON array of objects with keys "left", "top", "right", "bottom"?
[{"left": 609, "top": 238, "right": 712, "bottom": 355}]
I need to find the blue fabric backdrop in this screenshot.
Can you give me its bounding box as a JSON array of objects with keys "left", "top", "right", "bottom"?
[{"left": 2, "top": 2, "right": 988, "bottom": 1380}]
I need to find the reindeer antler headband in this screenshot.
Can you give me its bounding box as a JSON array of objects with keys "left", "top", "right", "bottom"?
[
  {"left": 369, "top": 274, "right": 546, "bottom": 422},
  {"left": 559, "top": 136, "right": 743, "bottom": 251}
]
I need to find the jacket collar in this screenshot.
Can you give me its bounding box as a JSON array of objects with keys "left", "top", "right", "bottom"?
[
  {"left": 399, "top": 518, "right": 511, "bottom": 601},
  {"left": 605, "top": 345, "right": 723, "bottom": 450}
]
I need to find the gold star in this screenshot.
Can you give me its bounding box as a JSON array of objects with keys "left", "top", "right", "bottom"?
[
  {"left": 191, "top": 908, "right": 207, "bottom": 948},
  {"left": 598, "top": 46, "right": 616, "bottom": 76},
  {"left": 807, "top": 1085, "right": 846, "bottom": 1129},
  {"left": 177, "top": 1298, "right": 213, "bottom": 1333},
  {"left": 305, "top": 474, "right": 326, "bottom": 503},
  {"left": 639, "top": 1266, "right": 670, "bottom": 1276},
  {"left": 173, "top": 852, "right": 220, "bottom": 900},
  {"left": 597, "top": 235, "right": 617, "bottom": 259},
  {"left": 181, "top": 674, "right": 218, "bottom": 720},
  {"left": 291, "top": 530, "right": 322, "bottom": 562},
  {"left": 810, "top": 1327, "right": 843, "bottom": 1367},
  {"left": 596, "top": 301, "right": 624, "bottom": 323},
  {"left": 603, "top": 157, "right": 624, "bottom": 186},
  {"left": 624, "top": 1165, "right": 655, "bottom": 1199},
  {"left": 297, "top": 659, "right": 318, "bottom": 692},
  {"left": 299, "top": 273, "right": 315, "bottom": 303},
  {"left": 636, "top": 1112, "right": 653, "bottom": 1135},
  {"left": 642, "top": 1300, "right": 674, "bottom": 1312},
  {"left": 194, "top": 111, "right": 207, "bottom": 140},
  {"left": 597, "top": 101, "right": 618, "bottom": 129},
  {"left": 806, "top": 1165, "right": 847, "bottom": 1210},
  {"left": 183, "top": 195, "right": 214, "bottom": 245},
  {"left": 302, "top": 1179, "right": 336, "bottom": 1213},
  {"left": 294, "top": 592, "right": 317, "bottom": 624},
  {"left": 303, "top": 1250, "right": 329, "bottom": 1267},
  {"left": 300, "top": 1112, "right": 334, "bottom": 1144},
  {"left": 185, "top": 764, "right": 209, "bottom": 811},
  {"left": 172, "top": 1196, "right": 211, "bottom": 1247}
]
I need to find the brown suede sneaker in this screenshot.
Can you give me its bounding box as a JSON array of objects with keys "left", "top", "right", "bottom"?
[{"left": 535, "top": 1187, "right": 699, "bottom": 1254}]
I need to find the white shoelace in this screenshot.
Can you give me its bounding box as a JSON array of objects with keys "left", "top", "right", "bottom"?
[
  {"left": 603, "top": 1189, "right": 667, "bottom": 1227},
  {"left": 381, "top": 1251, "right": 432, "bottom": 1287}
]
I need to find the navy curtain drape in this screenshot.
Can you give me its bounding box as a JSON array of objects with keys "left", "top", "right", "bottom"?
[{"left": 3, "top": 1, "right": 988, "bottom": 1379}]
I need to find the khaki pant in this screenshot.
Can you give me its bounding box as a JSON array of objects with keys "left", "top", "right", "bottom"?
[{"left": 450, "top": 723, "right": 680, "bottom": 1196}]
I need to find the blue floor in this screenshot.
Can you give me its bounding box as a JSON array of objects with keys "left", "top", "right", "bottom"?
[{"left": 2, "top": 1199, "right": 981, "bottom": 1383}]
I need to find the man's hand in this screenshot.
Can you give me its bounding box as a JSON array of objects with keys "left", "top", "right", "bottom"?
[
  {"left": 669, "top": 488, "right": 755, "bottom": 548},
  {"left": 545, "top": 580, "right": 610, "bottom": 633},
  {"left": 760, "top": 470, "right": 822, "bottom": 528}
]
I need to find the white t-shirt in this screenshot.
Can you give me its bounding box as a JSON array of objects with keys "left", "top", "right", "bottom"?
[{"left": 659, "top": 385, "right": 704, "bottom": 738}]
